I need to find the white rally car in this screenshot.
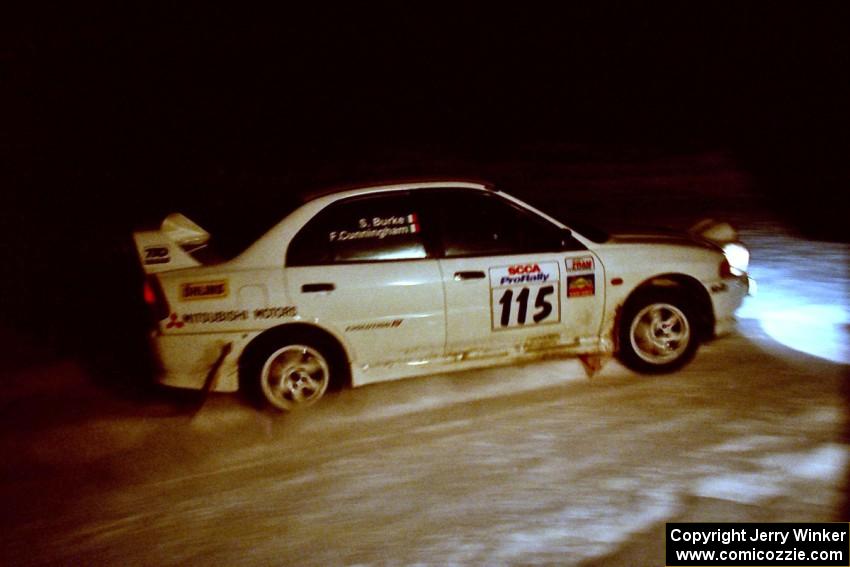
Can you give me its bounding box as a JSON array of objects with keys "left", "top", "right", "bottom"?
[{"left": 133, "top": 181, "right": 750, "bottom": 411}]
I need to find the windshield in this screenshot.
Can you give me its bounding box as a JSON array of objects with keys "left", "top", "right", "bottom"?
[
  {"left": 513, "top": 193, "right": 610, "bottom": 244},
  {"left": 561, "top": 218, "right": 609, "bottom": 244}
]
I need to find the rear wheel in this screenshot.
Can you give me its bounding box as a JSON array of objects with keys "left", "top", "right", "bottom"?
[
  {"left": 260, "top": 344, "right": 330, "bottom": 410},
  {"left": 618, "top": 289, "right": 699, "bottom": 373},
  {"left": 242, "top": 330, "right": 345, "bottom": 411}
]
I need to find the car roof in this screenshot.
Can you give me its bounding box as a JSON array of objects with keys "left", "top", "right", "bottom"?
[
  {"left": 231, "top": 180, "right": 493, "bottom": 267},
  {"left": 300, "top": 179, "right": 493, "bottom": 203}
]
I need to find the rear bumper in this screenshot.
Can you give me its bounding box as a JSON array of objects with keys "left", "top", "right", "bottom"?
[
  {"left": 709, "top": 275, "right": 750, "bottom": 337},
  {"left": 149, "top": 331, "right": 243, "bottom": 392}
]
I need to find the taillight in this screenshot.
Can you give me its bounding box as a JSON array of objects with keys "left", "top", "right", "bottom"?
[
  {"left": 719, "top": 258, "right": 733, "bottom": 279},
  {"left": 143, "top": 280, "right": 157, "bottom": 305},
  {"left": 143, "top": 276, "right": 170, "bottom": 321}
]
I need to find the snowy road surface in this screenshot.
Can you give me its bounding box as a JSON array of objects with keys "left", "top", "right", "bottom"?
[{"left": 1, "top": 228, "right": 848, "bottom": 566}]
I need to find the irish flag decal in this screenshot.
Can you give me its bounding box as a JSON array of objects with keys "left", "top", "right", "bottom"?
[{"left": 407, "top": 213, "right": 420, "bottom": 233}]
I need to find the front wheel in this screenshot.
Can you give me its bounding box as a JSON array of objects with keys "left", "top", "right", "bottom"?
[{"left": 618, "top": 289, "right": 699, "bottom": 373}]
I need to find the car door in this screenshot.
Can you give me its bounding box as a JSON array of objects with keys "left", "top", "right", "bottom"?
[
  {"left": 285, "top": 192, "right": 445, "bottom": 366},
  {"left": 428, "top": 189, "right": 604, "bottom": 355}
]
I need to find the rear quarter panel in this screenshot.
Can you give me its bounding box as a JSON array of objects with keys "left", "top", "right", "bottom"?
[{"left": 156, "top": 266, "right": 300, "bottom": 335}]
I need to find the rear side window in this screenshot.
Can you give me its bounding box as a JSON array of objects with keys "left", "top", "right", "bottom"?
[{"left": 287, "top": 193, "right": 428, "bottom": 265}]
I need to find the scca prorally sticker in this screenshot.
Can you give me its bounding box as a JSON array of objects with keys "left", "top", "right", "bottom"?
[
  {"left": 143, "top": 245, "right": 170, "bottom": 265},
  {"left": 489, "top": 262, "right": 560, "bottom": 329},
  {"left": 566, "top": 255, "right": 594, "bottom": 272},
  {"left": 567, "top": 274, "right": 595, "bottom": 297},
  {"left": 180, "top": 280, "right": 229, "bottom": 301},
  {"left": 329, "top": 213, "right": 420, "bottom": 242}
]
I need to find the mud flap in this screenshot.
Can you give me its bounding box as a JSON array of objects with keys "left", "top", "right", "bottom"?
[
  {"left": 191, "top": 342, "right": 233, "bottom": 415},
  {"left": 578, "top": 354, "right": 609, "bottom": 378}
]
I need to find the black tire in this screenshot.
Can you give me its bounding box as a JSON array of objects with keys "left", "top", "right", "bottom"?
[
  {"left": 617, "top": 288, "right": 700, "bottom": 374},
  {"left": 241, "top": 331, "right": 345, "bottom": 411}
]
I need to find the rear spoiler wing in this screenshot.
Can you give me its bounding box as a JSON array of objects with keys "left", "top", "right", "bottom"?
[
  {"left": 688, "top": 218, "right": 739, "bottom": 245},
  {"left": 132, "top": 213, "right": 210, "bottom": 274}
]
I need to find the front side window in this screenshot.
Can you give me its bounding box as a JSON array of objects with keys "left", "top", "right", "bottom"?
[
  {"left": 431, "top": 190, "right": 583, "bottom": 257},
  {"left": 287, "top": 193, "right": 428, "bottom": 265}
]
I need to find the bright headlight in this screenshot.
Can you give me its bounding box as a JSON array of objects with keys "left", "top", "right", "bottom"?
[{"left": 722, "top": 242, "right": 749, "bottom": 275}]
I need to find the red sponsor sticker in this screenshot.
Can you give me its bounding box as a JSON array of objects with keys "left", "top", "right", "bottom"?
[
  {"left": 566, "top": 256, "right": 594, "bottom": 272},
  {"left": 567, "top": 274, "right": 595, "bottom": 297}
]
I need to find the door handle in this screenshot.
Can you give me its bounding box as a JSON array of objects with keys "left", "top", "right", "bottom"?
[
  {"left": 454, "top": 271, "right": 486, "bottom": 281},
  {"left": 302, "top": 283, "right": 335, "bottom": 293}
]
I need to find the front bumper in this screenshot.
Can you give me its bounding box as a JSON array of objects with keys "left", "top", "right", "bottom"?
[{"left": 149, "top": 331, "right": 244, "bottom": 392}]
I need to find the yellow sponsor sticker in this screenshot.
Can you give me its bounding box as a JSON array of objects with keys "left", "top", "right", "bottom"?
[{"left": 180, "top": 280, "right": 229, "bottom": 301}]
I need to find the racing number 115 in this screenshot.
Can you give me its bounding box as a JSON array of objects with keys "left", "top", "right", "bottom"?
[{"left": 497, "top": 285, "right": 555, "bottom": 327}]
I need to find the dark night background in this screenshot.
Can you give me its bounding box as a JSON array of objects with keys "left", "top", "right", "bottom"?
[
  {"left": 2, "top": 4, "right": 848, "bottom": 362},
  {"left": 2, "top": 7, "right": 850, "bottom": 563}
]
